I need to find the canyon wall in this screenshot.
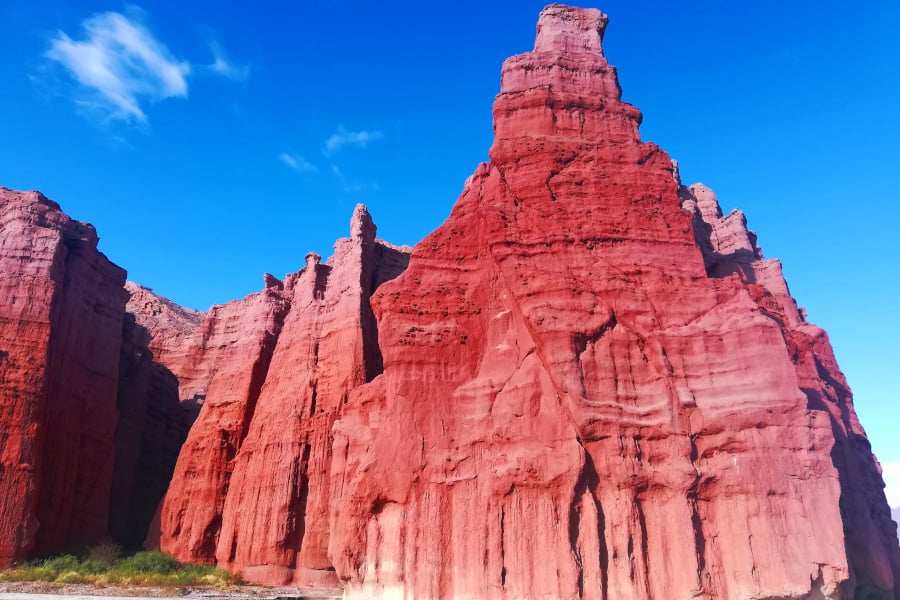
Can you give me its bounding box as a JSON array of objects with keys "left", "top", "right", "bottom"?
[
  {"left": 0, "top": 187, "right": 128, "bottom": 564},
  {"left": 326, "top": 6, "right": 900, "bottom": 600},
  {"left": 158, "top": 206, "right": 410, "bottom": 586},
  {"left": 1, "top": 5, "right": 898, "bottom": 600}
]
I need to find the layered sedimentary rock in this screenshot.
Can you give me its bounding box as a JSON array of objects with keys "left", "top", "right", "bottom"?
[
  {"left": 2, "top": 5, "right": 898, "bottom": 599},
  {"left": 125, "top": 282, "right": 215, "bottom": 406},
  {"left": 109, "top": 311, "right": 195, "bottom": 549},
  {"left": 328, "top": 6, "right": 900, "bottom": 600},
  {"left": 0, "top": 187, "right": 128, "bottom": 565},
  {"left": 159, "top": 206, "right": 410, "bottom": 585}
]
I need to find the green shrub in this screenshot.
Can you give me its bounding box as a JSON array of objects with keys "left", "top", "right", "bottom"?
[
  {"left": 77, "top": 559, "right": 110, "bottom": 575},
  {"left": 56, "top": 570, "right": 92, "bottom": 584},
  {"left": 0, "top": 549, "right": 240, "bottom": 588},
  {"left": 116, "top": 551, "right": 179, "bottom": 575},
  {"left": 41, "top": 555, "right": 80, "bottom": 575}
]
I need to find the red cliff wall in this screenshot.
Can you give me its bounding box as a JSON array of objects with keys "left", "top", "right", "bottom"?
[
  {"left": 327, "top": 6, "right": 900, "bottom": 600},
  {"left": 0, "top": 187, "right": 128, "bottom": 564},
  {"left": 158, "top": 206, "right": 409, "bottom": 585},
  {"left": 1, "top": 6, "right": 897, "bottom": 599}
]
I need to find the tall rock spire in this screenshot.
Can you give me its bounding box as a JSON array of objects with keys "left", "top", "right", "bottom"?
[
  {"left": 493, "top": 5, "right": 641, "bottom": 153},
  {"left": 328, "top": 5, "right": 900, "bottom": 600}
]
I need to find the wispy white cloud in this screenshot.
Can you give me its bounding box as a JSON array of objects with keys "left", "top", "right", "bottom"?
[
  {"left": 882, "top": 460, "right": 900, "bottom": 508},
  {"left": 279, "top": 153, "right": 317, "bottom": 173},
  {"left": 342, "top": 180, "right": 380, "bottom": 193},
  {"left": 46, "top": 8, "right": 190, "bottom": 122},
  {"left": 208, "top": 40, "right": 249, "bottom": 82},
  {"left": 329, "top": 163, "right": 378, "bottom": 192},
  {"left": 324, "top": 125, "right": 383, "bottom": 155}
]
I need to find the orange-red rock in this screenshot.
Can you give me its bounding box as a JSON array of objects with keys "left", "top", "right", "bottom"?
[
  {"left": 327, "top": 6, "right": 900, "bottom": 599},
  {"left": 158, "top": 206, "right": 409, "bottom": 585},
  {"left": 2, "top": 5, "right": 898, "bottom": 599},
  {"left": 0, "top": 187, "right": 128, "bottom": 565}
]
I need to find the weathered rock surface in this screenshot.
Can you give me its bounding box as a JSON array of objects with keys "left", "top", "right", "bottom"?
[
  {"left": 2, "top": 5, "right": 898, "bottom": 599},
  {"left": 109, "top": 310, "right": 195, "bottom": 550},
  {"left": 158, "top": 207, "right": 410, "bottom": 585},
  {"left": 0, "top": 187, "right": 128, "bottom": 565},
  {"left": 0, "top": 188, "right": 210, "bottom": 561},
  {"left": 327, "top": 6, "right": 900, "bottom": 600}
]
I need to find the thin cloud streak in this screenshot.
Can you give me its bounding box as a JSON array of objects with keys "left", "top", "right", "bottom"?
[
  {"left": 324, "top": 125, "right": 383, "bottom": 155},
  {"left": 46, "top": 9, "right": 189, "bottom": 122},
  {"left": 329, "top": 163, "right": 378, "bottom": 192},
  {"left": 280, "top": 153, "right": 317, "bottom": 172},
  {"left": 208, "top": 40, "right": 249, "bottom": 82}
]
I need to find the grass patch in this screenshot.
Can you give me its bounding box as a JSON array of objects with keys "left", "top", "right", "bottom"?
[{"left": 0, "top": 550, "right": 240, "bottom": 588}]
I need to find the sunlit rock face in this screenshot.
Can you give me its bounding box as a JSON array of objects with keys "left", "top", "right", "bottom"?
[
  {"left": 0, "top": 186, "right": 128, "bottom": 565},
  {"left": 1, "top": 4, "right": 898, "bottom": 599},
  {"left": 327, "top": 5, "right": 900, "bottom": 599},
  {"left": 157, "top": 206, "right": 410, "bottom": 587}
]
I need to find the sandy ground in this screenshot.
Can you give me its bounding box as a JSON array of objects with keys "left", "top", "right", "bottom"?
[{"left": 0, "top": 582, "right": 342, "bottom": 599}]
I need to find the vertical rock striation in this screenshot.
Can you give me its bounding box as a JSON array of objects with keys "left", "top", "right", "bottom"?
[
  {"left": 109, "top": 311, "right": 195, "bottom": 550},
  {"left": 1, "top": 6, "right": 897, "bottom": 599},
  {"left": 0, "top": 187, "right": 128, "bottom": 564},
  {"left": 328, "top": 6, "right": 900, "bottom": 600},
  {"left": 158, "top": 206, "right": 410, "bottom": 585}
]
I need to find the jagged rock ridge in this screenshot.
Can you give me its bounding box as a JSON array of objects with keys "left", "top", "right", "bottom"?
[
  {"left": 0, "top": 187, "right": 408, "bottom": 569},
  {"left": 156, "top": 205, "right": 411, "bottom": 587}
]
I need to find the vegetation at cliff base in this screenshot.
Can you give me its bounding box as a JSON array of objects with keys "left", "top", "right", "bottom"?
[{"left": 0, "top": 548, "right": 240, "bottom": 587}]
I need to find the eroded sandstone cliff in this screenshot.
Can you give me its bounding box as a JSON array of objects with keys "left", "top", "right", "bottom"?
[
  {"left": 325, "top": 6, "right": 900, "bottom": 599},
  {"left": 0, "top": 187, "right": 128, "bottom": 564},
  {"left": 157, "top": 206, "right": 410, "bottom": 586},
  {"left": 1, "top": 5, "right": 897, "bottom": 599}
]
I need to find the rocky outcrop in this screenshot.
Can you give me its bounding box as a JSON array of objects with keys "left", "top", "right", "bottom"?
[
  {"left": 124, "top": 282, "right": 210, "bottom": 406},
  {"left": 0, "top": 188, "right": 209, "bottom": 561},
  {"left": 327, "top": 6, "right": 900, "bottom": 600},
  {"left": 158, "top": 206, "right": 410, "bottom": 585},
  {"left": 0, "top": 187, "right": 128, "bottom": 565},
  {"left": 683, "top": 181, "right": 900, "bottom": 598},
  {"left": 2, "top": 5, "right": 897, "bottom": 599},
  {"left": 109, "top": 312, "right": 195, "bottom": 550}
]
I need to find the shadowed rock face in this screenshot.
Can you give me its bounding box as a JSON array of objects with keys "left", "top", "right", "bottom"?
[
  {"left": 326, "top": 5, "right": 900, "bottom": 600},
  {"left": 0, "top": 187, "right": 203, "bottom": 562}
]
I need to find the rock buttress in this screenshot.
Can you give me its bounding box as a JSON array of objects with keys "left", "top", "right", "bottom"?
[
  {"left": 0, "top": 187, "right": 128, "bottom": 563},
  {"left": 159, "top": 206, "right": 409, "bottom": 585},
  {"left": 328, "top": 6, "right": 899, "bottom": 600}
]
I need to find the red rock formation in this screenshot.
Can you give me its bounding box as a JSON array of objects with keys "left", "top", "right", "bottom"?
[
  {"left": 0, "top": 187, "right": 210, "bottom": 561},
  {"left": 2, "top": 6, "right": 897, "bottom": 598},
  {"left": 0, "top": 187, "right": 128, "bottom": 565},
  {"left": 153, "top": 275, "right": 288, "bottom": 558},
  {"left": 328, "top": 6, "right": 900, "bottom": 600},
  {"left": 682, "top": 182, "right": 900, "bottom": 598},
  {"left": 109, "top": 310, "right": 196, "bottom": 550},
  {"left": 159, "top": 206, "right": 409, "bottom": 585}
]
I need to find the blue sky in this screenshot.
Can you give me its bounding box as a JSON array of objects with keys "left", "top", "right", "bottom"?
[{"left": 1, "top": 2, "right": 898, "bottom": 494}]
